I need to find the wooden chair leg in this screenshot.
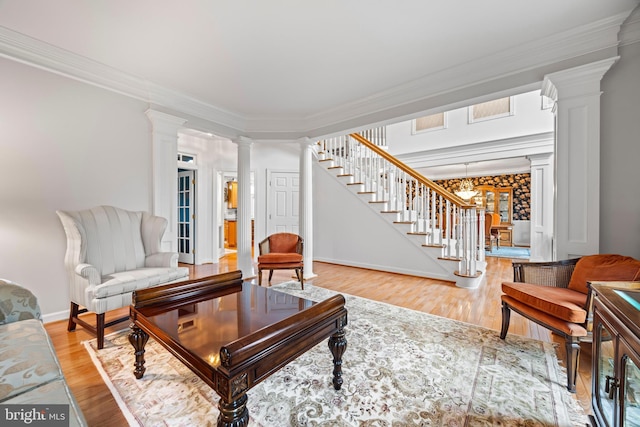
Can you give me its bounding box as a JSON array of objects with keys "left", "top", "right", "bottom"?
[
  {"left": 268, "top": 270, "right": 274, "bottom": 283},
  {"left": 500, "top": 302, "right": 511, "bottom": 339},
  {"left": 68, "top": 302, "right": 79, "bottom": 332},
  {"left": 96, "top": 313, "right": 106, "bottom": 350},
  {"left": 565, "top": 336, "right": 580, "bottom": 393},
  {"left": 295, "top": 268, "right": 304, "bottom": 290},
  {"left": 258, "top": 268, "right": 262, "bottom": 286}
]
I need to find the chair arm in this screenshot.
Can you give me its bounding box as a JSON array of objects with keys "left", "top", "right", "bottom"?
[
  {"left": 512, "top": 258, "right": 580, "bottom": 288},
  {"left": 74, "top": 264, "right": 101, "bottom": 285},
  {"left": 145, "top": 252, "right": 178, "bottom": 268},
  {"left": 0, "top": 279, "right": 42, "bottom": 324},
  {"left": 258, "top": 238, "right": 270, "bottom": 256}
]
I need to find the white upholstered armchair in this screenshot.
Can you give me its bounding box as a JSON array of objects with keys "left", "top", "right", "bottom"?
[{"left": 57, "top": 205, "right": 189, "bottom": 348}]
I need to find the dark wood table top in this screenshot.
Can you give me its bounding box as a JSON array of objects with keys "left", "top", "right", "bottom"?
[{"left": 129, "top": 270, "right": 348, "bottom": 427}]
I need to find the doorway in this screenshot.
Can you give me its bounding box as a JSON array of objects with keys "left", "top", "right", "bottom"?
[
  {"left": 218, "top": 171, "right": 255, "bottom": 260},
  {"left": 177, "top": 169, "right": 195, "bottom": 264},
  {"left": 267, "top": 171, "right": 299, "bottom": 235}
]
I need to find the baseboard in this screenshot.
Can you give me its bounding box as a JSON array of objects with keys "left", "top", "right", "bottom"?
[
  {"left": 313, "top": 257, "right": 453, "bottom": 282},
  {"left": 43, "top": 309, "right": 70, "bottom": 324}
]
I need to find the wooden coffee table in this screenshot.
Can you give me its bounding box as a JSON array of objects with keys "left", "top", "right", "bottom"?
[{"left": 128, "top": 270, "right": 348, "bottom": 427}]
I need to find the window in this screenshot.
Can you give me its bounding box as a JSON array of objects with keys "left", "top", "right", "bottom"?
[
  {"left": 177, "top": 152, "right": 196, "bottom": 164},
  {"left": 468, "top": 97, "right": 514, "bottom": 123},
  {"left": 412, "top": 112, "right": 446, "bottom": 134}
]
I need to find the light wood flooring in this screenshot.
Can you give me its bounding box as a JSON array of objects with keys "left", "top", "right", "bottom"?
[{"left": 44, "top": 255, "right": 593, "bottom": 426}]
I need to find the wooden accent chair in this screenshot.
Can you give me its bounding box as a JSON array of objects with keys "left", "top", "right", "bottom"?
[
  {"left": 484, "top": 212, "right": 501, "bottom": 252},
  {"left": 257, "top": 233, "right": 304, "bottom": 288},
  {"left": 500, "top": 254, "right": 640, "bottom": 392},
  {"left": 57, "top": 205, "right": 189, "bottom": 349}
]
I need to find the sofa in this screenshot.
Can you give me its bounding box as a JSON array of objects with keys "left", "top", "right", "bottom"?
[
  {"left": 0, "top": 278, "right": 87, "bottom": 426},
  {"left": 57, "top": 205, "right": 190, "bottom": 348}
]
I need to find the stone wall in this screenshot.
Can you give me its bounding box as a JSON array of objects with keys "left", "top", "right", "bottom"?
[{"left": 434, "top": 173, "right": 531, "bottom": 221}]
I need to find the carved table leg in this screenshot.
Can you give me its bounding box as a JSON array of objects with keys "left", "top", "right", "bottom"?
[
  {"left": 217, "top": 393, "right": 249, "bottom": 427},
  {"left": 328, "top": 326, "right": 347, "bottom": 390},
  {"left": 128, "top": 324, "right": 149, "bottom": 379}
]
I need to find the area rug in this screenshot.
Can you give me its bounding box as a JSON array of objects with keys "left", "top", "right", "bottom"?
[
  {"left": 84, "top": 282, "right": 588, "bottom": 426},
  {"left": 485, "top": 246, "right": 531, "bottom": 259}
]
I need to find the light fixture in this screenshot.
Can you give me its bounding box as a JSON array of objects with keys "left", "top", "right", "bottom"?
[{"left": 454, "top": 163, "right": 477, "bottom": 201}]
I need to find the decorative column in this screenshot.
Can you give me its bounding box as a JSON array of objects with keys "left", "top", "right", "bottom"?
[
  {"left": 234, "top": 136, "right": 254, "bottom": 278},
  {"left": 299, "top": 137, "right": 316, "bottom": 279},
  {"left": 542, "top": 57, "right": 618, "bottom": 260},
  {"left": 146, "top": 109, "right": 186, "bottom": 252},
  {"left": 528, "top": 153, "right": 554, "bottom": 262}
]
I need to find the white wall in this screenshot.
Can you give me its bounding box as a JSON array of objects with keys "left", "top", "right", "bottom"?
[
  {"left": 386, "top": 90, "right": 554, "bottom": 155},
  {"left": 600, "top": 40, "right": 640, "bottom": 260},
  {"left": 0, "top": 57, "right": 152, "bottom": 320},
  {"left": 313, "top": 163, "right": 452, "bottom": 280},
  {"left": 251, "top": 141, "right": 300, "bottom": 249}
]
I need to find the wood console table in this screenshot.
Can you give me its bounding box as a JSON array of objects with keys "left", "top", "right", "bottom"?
[{"left": 590, "top": 282, "right": 640, "bottom": 426}]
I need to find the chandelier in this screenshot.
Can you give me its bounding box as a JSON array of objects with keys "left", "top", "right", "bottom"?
[{"left": 454, "top": 163, "right": 477, "bottom": 201}]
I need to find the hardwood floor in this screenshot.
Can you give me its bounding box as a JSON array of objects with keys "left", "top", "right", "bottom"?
[{"left": 45, "top": 255, "right": 593, "bottom": 425}]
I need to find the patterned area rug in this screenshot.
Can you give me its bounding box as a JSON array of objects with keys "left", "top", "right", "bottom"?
[
  {"left": 84, "top": 282, "right": 588, "bottom": 426},
  {"left": 485, "top": 246, "right": 531, "bottom": 259}
]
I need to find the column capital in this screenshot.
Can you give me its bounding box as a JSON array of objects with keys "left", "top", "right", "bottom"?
[
  {"left": 145, "top": 109, "right": 187, "bottom": 136},
  {"left": 527, "top": 153, "right": 553, "bottom": 165},
  {"left": 542, "top": 57, "right": 619, "bottom": 101},
  {"left": 233, "top": 135, "right": 253, "bottom": 147},
  {"left": 297, "top": 136, "right": 314, "bottom": 147}
]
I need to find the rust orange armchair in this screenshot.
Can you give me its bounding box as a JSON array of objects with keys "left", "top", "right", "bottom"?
[
  {"left": 500, "top": 254, "right": 640, "bottom": 392},
  {"left": 257, "top": 233, "right": 304, "bottom": 288}
]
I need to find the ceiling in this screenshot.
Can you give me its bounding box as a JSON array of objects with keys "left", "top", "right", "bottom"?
[{"left": 0, "top": 1, "right": 638, "bottom": 139}]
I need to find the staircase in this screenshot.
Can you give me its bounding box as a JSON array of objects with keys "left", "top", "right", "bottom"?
[{"left": 314, "top": 130, "right": 486, "bottom": 288}]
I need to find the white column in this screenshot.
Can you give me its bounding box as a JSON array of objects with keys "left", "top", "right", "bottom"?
[
  {"left": 542, "top": 57, "right": 618, "bottom": 260},
  {"left": 299, "top": 137, "right": 316, "bottom": 279},
  {"left": 528, "top": 153, "right": 554, "bottom": 262},
  {"left": 234, "top": 136, "right": 254, "bottom": 278},
  {"left": 146, "top": 109, "right": 186, "bottom": 252}
]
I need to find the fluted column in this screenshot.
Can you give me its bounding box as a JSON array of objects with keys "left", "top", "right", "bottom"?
[
  {"left": 234, "top": 136, "right": 254, "bottom": 278},
  {"left": 542, "top": 57, "right": 617, "bottom": 260},
  {"left": 146, "top": 109, "right": 186, "bottom": 252},
  {"left": 299, "top": 137, "right": 316, "bottom": 279}
]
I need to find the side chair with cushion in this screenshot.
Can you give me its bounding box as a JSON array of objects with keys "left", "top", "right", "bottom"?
[
  {"left": 484, "top": 212, "right": 501, "bottom": 252},
  {"left": 257, "top": 233, "right": 304, "bottom": 289},
  {"left": 57, "top": 205, "right": 189, "bottom": 349},
  {"left": 500, "top": 254, "right": 640, "bottom": 392}
]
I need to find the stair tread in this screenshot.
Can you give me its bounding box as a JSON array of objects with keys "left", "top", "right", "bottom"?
[
  {"left": 393, "top": 221, "right": 414, "bottom": 224},
  {"left": 407, "top": 232, "right": 429, "bottom": 235},
  {"left": 328, "top": 166, "right": 343, "bottom": 169},
  {"left": 380, "top": 210, "right": 402, "bottom": 213},
  {"left": 347, "top": 182, "right": 364, "bottom": 186},
  {"left": 318, "top": 158, "right": 333, "bottom": 162},
  {"left": 337, "top": 174, "right": 353, "bottom": 177},
  {"left": 358, "top": 191, "right": 376, "bottom": 194},
  {"left": 422, "top": 244, "right": 445, "bottom": 248}
]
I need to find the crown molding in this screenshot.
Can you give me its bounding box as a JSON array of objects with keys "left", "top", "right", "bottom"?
[
  {"left": 620, "top": 6, "right": 640, "bottom": 46},
  {"left": 395, "top": 132, "right": 555, "bottom": 169},
  {"left": 0, "top": 9, "right": 634, "bottom": 139},
  {"left": 299, "top": 12, "right": 631, "bottom": 135},
  {"left": 0, "top": 26, "right": 247, "bottom": 132}
]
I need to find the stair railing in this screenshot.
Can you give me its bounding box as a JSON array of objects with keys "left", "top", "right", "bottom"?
[{"left": 318, "top": 132, "right": 484, "bottom": 277}]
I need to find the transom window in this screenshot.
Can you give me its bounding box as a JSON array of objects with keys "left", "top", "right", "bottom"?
[
  {"left": 469, "top": 97, "right": 514, "bottom": 123},
  {"left": 412, "top": 112, "right": 446, "bottom": 134}
]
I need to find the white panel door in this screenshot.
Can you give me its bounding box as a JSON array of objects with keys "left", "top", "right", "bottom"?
[
  {"left": 177, "top": 170, "right": 195, "bottom": 264},
  {"left": 268, "top": 171, "right": 299, "bottom": 235}
]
